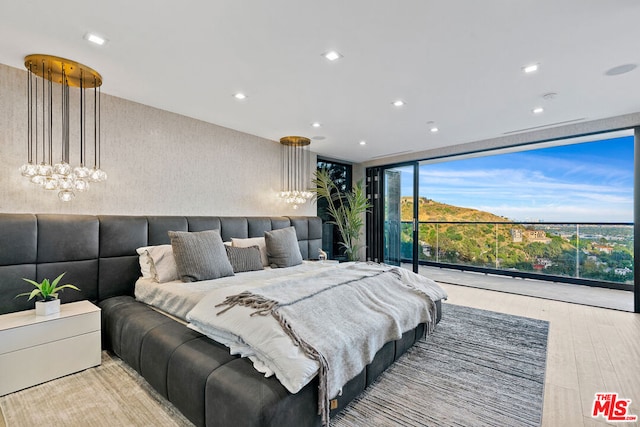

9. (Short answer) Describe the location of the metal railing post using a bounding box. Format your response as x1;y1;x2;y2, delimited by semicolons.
576;224;580;278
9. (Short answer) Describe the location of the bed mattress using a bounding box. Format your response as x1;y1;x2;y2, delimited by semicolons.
134;261;340;320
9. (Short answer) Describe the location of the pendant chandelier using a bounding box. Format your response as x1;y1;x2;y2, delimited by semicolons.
19;54;106;202
279;136;313;209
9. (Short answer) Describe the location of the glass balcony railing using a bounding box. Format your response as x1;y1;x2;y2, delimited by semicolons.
396;221;634;290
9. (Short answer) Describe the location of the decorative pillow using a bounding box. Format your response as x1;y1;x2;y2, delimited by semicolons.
168;229;234;282
231;236;268;266
225;245;264;273
264;226;303;268
142;245;180;283
136;246;154;278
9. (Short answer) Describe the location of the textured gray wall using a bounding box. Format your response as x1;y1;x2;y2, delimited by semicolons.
0;63;316;216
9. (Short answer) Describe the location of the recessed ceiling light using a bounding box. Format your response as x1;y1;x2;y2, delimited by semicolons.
323;51;343;61
311;122;322;128
233;93;247;100
392;100;405;107
532;107;544;114
430;127;439;133
359;141;366;146
605;63;637;76
522;64;539;74
84;32;107;46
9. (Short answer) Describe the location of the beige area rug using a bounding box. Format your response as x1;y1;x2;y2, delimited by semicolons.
0;351;193;427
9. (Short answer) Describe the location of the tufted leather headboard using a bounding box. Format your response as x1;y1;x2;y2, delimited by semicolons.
0;214;322;315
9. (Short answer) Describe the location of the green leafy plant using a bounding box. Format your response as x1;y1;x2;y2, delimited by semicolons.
15;272;80;301
313;168;372;261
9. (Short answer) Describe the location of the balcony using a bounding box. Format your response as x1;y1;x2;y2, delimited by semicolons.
391;221;635;311
411;264;634;312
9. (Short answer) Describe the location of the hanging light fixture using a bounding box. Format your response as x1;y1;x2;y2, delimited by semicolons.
279;136;313;209
20;54;106;202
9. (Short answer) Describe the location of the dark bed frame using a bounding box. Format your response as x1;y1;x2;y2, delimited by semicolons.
0;213;442;427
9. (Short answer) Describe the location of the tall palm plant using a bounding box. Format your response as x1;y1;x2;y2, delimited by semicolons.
313;168;371;261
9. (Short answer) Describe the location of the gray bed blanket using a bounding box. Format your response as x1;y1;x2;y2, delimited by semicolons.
216;262;445;425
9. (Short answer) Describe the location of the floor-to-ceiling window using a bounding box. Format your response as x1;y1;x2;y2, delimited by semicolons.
367;129;637;311
382;164;417;271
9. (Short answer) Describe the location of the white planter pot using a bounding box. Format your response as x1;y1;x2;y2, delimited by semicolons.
35;299;61;316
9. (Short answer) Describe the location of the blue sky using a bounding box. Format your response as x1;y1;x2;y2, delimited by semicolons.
404;136;634;222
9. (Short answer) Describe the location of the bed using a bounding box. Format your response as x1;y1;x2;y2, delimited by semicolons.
0;213;446;427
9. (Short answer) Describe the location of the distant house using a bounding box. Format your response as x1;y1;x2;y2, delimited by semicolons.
614;267;632;275
586;255;607;268
594;244;614;255
420;242;432;257
525;230;550;243
536;258;553;268
511;228;523;243
533;258;553;270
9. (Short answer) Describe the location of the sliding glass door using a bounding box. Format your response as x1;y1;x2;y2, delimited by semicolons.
382;163;418;272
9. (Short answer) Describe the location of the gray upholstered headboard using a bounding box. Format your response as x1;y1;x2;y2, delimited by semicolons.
0;214;322;315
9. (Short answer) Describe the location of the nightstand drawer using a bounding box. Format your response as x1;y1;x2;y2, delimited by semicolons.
0;330;101;396
0;309;100;354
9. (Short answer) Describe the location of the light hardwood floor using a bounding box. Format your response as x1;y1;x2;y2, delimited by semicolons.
439;282;640;427
1;284;638;427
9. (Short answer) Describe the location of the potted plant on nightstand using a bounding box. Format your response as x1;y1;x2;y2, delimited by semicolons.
16;272;80;316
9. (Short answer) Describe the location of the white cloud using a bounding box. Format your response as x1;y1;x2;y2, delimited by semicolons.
416;165;632;222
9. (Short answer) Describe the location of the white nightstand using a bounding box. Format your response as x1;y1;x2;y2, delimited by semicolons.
0;300;101;396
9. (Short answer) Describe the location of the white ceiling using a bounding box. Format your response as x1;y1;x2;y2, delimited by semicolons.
1;0;639;164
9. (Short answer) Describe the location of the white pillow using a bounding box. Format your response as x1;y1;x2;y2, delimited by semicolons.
136;246;154;278
143;244;180;283
232;237;268;266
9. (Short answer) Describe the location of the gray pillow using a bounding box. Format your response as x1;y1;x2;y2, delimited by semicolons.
265;226;303;268
168;229;234;282
225;245;264;273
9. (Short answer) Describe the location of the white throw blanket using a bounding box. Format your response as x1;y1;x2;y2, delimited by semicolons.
187;262;447;425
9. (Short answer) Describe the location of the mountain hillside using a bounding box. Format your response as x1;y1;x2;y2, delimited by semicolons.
397;197;570;268
394;197;632;284
401;197;511;222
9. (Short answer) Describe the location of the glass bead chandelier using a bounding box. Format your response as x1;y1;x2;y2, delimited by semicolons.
279;136;313;209
20;54;106;202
